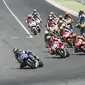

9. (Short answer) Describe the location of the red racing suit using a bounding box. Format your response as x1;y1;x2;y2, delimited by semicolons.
74;39;84;49
47;38;60;54
46;22;54;28
26;16;32;25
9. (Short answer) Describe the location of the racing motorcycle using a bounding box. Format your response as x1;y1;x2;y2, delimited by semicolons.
25;55;43;69
52;41;70;58
29;20;41;35
31;25;37;35
74;41;85;53
35;18;42;33
35;18;41;26
63;31;73;47
76;14;85;28
14;53;43;69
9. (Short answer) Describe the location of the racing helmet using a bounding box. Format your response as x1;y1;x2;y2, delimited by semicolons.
65;12;69;15
50;12;54;15
59;15;63;19
46;36;51;40
33;9;37;12
60;26;63;30
49;14;52;17
28;14;32;18
49;17;53;21
13;48;18;53
80;9;84;12
13;48;21;54
45;30;49;34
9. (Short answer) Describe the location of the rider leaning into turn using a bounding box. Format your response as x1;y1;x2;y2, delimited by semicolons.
13;48;39;69
72;34;85;53
46;35;62;55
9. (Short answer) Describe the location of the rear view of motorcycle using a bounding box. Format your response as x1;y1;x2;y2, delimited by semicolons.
31;26;37;35
35;18;42;33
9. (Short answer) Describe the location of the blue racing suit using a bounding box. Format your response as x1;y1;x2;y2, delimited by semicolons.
15;50;39;68
16;51;29;63
79;14;85;24
65;25;73;32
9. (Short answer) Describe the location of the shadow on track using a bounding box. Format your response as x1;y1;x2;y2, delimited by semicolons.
44;56;67;59
71;53;85;56
25;33;35;35
10;67;36;70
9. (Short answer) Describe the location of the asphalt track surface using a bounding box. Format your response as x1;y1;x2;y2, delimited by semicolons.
0;0;85;85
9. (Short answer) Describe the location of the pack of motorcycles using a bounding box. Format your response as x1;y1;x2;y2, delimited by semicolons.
13;13;85;69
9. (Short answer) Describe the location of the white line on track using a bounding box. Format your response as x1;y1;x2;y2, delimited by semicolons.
0;37;4;39
0;36;31;39
10;37;19;39
3;0;33;38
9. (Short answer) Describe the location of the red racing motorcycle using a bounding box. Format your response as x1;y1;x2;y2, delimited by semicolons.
50;40;70;58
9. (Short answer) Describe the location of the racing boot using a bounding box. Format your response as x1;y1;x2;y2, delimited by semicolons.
35;60;39;68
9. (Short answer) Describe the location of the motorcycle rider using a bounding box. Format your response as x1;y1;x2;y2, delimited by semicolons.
26;14;33;26
59;23;66;37
57;15;63;24
63;12;72;20
65;20;73;32
46;17;56;28
76;9;85;27
78;9;84;18
44;29;58;47
13;48;39;69
72;34;85;52
46;35;62;55
31;9;41;20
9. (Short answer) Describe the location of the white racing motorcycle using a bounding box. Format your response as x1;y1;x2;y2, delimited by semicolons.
35;18;41;33
52;41;70;58
29;20;41;35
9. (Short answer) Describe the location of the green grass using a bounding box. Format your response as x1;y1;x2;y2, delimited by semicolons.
56;0;85;12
